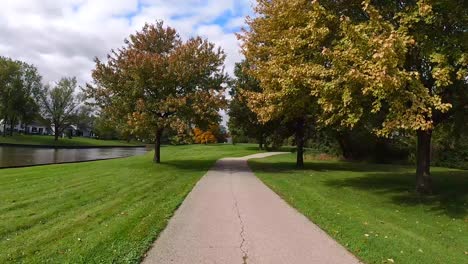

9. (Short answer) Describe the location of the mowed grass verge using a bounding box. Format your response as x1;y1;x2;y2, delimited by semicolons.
0;134;143;147
249;154;467;264
0;144;261;263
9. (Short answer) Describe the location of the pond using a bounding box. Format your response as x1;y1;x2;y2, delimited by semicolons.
0;146;148;168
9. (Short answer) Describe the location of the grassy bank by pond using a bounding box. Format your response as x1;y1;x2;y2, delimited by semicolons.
249;154;468;264
0;144;262;263
0;134;143;147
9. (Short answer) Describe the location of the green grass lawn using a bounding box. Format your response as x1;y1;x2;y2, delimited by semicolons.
249;154;468;264
0;144;262;263
0;134;143;147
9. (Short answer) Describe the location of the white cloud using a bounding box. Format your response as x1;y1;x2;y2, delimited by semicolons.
0;0;253;86
226;16;246;31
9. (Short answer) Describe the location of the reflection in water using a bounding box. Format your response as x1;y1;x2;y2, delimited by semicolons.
0;146;148;168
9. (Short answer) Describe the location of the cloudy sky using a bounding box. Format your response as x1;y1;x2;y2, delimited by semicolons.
0;0;254;86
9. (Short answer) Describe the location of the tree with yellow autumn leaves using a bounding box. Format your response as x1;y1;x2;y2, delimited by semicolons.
240;0;467;194
239;0;333;167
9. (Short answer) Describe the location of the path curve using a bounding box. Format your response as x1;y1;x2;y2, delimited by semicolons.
142;152;360;264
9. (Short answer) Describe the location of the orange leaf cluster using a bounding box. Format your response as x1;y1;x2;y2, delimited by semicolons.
193;127;217;144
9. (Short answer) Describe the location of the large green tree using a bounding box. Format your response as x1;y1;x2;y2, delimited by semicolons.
239;0;335;167
87;22;228;163
0;57;42;136
241;0;466;193
317;0;467;194
228;60;274;149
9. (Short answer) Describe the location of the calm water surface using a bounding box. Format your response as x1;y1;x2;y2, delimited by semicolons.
0;146;148;168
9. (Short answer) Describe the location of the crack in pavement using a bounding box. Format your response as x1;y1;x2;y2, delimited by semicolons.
142;153;360;264
229;165;248;264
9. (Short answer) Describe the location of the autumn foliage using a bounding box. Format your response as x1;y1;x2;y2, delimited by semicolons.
239;0;467;193
193;128;217;144
86;21;227;163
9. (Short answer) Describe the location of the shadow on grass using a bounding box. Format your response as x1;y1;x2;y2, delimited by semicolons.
159;159;217;172
325;170;468;219
252;159;468;219
250;160;411;173
162;158;255;173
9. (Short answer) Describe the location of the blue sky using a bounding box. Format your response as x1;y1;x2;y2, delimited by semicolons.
0;0;254;85
0;0;254;126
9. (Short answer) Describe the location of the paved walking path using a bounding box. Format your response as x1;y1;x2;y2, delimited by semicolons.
142;153;360;264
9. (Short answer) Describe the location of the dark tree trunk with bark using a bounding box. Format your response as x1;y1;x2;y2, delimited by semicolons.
258;135;264;150
54;124;59;141
153;128;163;163
416;129;433;194
295;118;305;168
336;131;354;160
2;116;6;137
9;119;14;136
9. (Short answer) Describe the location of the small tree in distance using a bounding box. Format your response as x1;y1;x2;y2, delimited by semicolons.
38;77;82;141
228;60;274;150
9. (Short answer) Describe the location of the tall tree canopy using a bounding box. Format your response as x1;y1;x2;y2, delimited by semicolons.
240;0;466;193
317;0;467;193
86;21;228;163
239;0;335;167
39;77;82;141
228;60;274;149
0;57;42;136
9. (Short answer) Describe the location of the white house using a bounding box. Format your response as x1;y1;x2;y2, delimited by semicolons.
1;120;95;138
50;124;95;138
0;120;51;135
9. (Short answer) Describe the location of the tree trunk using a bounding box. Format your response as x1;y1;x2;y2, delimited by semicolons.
258;135;264;150
153;128;163;163
9;119;14;136
54;125;59;141
2;117;6;137
416;129;433;194
295;118;305;168
336;131;353;160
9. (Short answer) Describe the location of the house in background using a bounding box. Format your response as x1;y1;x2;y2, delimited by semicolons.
1;119;95;138
50;125;95;138
0;120;51;135
25;121;52;135
78;127;95;137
